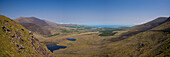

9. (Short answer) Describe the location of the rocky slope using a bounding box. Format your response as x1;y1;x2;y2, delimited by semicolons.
0;15;52;57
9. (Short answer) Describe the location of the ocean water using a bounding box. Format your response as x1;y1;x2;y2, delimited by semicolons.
87;25;134;28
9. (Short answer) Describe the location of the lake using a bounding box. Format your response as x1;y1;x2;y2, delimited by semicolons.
46;44;67;52
67;38;76;41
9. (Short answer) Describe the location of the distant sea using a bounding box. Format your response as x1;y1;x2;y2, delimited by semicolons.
86;25;135;28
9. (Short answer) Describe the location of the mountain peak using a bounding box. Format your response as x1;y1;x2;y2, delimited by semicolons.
14;17;49;26
16;17;39;20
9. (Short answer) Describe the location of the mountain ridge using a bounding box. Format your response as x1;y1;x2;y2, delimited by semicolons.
102;17;170;57
15;17;49;26
110;17;169;42
14;17;93;36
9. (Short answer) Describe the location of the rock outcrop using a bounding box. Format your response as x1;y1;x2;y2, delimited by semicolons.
0;15;52;57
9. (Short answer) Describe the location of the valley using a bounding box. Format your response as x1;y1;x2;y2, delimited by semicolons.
16;16;170;57
13;16;132;56
1;0;170;57
0;15;170;57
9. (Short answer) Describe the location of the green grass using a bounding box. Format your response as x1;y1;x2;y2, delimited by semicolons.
61;29;79;33
9;15;169;57
49;17;170;57
98;28;119;36
0;15;51;57
99;31;117;36
48;33;60;37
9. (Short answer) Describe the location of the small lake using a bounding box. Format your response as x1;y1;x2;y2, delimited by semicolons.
67;38;76;41
46;44;67;52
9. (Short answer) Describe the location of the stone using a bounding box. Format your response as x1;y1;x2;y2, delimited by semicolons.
19;45;25;49
31;55;33;57
8;31;11;34
2;26;11;32
29;31;31;33
12;41;15;43
29;31;33;35
17;49;21;52
5;23;8;25
5;20;8;22
25;53;29;57
21;28;24;31
2;26;6;32
6;28;10;32
18;37;24;43
33;47;35;50
16;44;19;47
11;34;15;38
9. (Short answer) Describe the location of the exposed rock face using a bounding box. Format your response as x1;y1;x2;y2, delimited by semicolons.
0;15;52;57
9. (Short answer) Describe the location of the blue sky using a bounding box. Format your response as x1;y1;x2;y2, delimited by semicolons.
0;0;170;25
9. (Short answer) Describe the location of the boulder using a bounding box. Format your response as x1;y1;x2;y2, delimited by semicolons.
21;28;24;31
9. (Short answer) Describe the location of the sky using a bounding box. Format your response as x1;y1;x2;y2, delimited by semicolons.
0;0;170;25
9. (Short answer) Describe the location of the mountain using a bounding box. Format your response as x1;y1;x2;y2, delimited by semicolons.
44;20;91;29
0;15;52;57
14;17;53;36
15;17;92;29
44;20;60;28
15;17;49;26
110;17;169;42
126;17;168;33
18;22;51;35
14;17;93;36
10;15;170;57
99;17;170;57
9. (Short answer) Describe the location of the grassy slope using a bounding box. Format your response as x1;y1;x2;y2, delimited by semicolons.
112;17;168;39
0;15;52;57
14;17;49;26
14;17;54;36
14;17;93;40
11;15;169;57
18;22;52;35
93;17;170;57
52;17;170;57
142;17;170;57
99;31;170;57
54;32;112;57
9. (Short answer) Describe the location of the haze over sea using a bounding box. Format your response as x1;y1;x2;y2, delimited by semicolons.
86;25;134;28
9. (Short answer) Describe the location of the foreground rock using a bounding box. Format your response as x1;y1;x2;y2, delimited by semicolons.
0;15;53;57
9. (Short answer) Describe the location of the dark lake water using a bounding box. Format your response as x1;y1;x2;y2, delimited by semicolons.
67;38;76;41
46;44;67;52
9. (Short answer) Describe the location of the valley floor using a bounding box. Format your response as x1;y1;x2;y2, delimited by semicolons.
37;28;170;57
36;30;126;57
